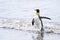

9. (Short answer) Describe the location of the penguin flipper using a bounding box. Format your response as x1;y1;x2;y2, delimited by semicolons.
32;18;34;25
40;16;51;20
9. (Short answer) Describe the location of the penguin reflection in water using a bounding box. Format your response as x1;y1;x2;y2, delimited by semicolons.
32;9;51;40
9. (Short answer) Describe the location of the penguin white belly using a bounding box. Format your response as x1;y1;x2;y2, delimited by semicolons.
34;17;41;30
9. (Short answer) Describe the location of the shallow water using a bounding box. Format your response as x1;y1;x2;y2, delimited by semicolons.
0;28;60;40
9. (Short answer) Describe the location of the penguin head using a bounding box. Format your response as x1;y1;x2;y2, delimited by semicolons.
34;9;40;17
35;9;40;13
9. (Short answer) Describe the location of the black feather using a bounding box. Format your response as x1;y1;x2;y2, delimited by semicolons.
32;18;34;25
40;16;51;20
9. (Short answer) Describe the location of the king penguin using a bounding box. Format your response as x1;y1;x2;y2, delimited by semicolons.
32;9;51;31
32;9;42;30
32;9;51;40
